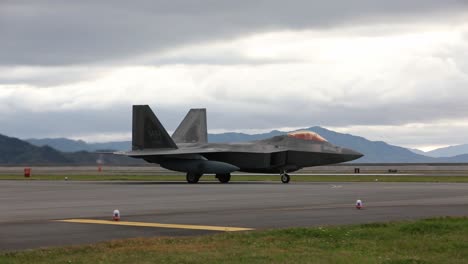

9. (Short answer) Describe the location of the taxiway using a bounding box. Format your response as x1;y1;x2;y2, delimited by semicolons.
1;180;467;251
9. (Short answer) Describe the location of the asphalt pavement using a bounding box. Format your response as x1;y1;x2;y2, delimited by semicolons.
1;180;467;251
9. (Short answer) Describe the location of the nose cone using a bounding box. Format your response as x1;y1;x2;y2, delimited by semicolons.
342;148;364;162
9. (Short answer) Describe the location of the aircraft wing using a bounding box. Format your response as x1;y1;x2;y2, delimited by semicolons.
115;148;222;157
116;144;288;157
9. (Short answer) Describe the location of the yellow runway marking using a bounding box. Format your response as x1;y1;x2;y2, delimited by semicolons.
55;219;254;232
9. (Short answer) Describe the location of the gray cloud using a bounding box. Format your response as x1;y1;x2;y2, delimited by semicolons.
3;86;468;141
1;1;468;150
1;0;467;65
0;66;106;86
0;105;182;140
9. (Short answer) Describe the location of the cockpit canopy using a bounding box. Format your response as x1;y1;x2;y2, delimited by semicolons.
287;130;328;142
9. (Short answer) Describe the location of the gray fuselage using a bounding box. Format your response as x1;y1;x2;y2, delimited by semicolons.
138;135;362;174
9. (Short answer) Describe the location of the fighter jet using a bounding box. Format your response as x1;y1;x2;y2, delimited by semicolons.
117;105;363;184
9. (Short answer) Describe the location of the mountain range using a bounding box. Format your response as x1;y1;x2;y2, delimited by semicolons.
411;144;468;158
22;126;468;163
0;134;144;165
26;138;131;153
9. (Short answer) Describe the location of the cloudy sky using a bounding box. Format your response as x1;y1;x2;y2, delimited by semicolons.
1;0;468;151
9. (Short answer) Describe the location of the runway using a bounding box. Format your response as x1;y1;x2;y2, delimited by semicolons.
1;180;467;251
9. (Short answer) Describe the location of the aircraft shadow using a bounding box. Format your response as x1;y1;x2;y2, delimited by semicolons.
96;181;283;185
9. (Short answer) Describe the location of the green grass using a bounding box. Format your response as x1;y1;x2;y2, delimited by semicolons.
2;217;468;264
2;174;468;182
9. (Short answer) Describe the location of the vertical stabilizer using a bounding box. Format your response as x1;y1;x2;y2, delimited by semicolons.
172;109;207;144
132;105;178;150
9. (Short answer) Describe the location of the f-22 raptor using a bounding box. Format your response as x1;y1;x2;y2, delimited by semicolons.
118;105;363;184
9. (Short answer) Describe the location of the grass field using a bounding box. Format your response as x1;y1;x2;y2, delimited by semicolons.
2;217;468;264
2;174;468;182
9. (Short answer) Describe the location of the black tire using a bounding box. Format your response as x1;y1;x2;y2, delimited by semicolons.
281;174;290;184
186;173;201;183
216;173;231;183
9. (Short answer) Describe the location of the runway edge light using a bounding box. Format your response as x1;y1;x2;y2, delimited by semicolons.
356;200;363;209
113;209;120;221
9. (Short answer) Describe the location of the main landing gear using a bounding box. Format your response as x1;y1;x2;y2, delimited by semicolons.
216;173;231;183
186;173;232;183
186;172;202;184
280;173;290;184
